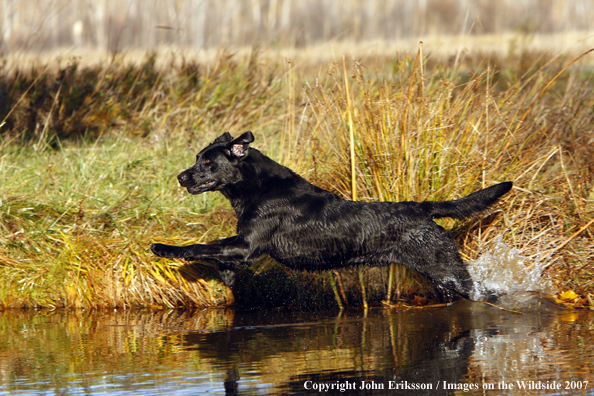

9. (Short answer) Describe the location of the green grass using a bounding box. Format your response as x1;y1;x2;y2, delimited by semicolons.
0;135;233;308
1;47;593;309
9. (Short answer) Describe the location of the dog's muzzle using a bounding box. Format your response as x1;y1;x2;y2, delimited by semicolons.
187;180;216;194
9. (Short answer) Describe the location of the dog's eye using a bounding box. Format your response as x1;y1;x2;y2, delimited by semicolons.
204;159;210;164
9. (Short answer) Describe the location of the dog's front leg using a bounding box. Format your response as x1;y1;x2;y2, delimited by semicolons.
150;243;208;259
150;236;251;263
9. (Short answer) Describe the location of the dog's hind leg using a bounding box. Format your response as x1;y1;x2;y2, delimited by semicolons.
403;253;473;300
421;252;473;300
387;223;474;299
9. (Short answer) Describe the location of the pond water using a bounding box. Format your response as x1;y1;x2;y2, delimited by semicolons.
0;302;593;395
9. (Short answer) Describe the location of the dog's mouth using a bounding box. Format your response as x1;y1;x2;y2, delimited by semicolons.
187;180;217;194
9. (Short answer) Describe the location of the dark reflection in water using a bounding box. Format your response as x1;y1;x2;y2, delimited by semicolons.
0;301;593;395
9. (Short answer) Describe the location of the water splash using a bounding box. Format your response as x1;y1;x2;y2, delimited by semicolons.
467;236;554;301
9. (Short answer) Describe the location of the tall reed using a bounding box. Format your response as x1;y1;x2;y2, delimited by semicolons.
286;45;594;302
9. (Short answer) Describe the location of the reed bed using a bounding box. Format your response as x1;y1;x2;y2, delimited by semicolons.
294;47;594;306
0;47;593;309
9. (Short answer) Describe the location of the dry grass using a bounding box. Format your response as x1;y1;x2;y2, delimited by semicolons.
0;45;593;309
292;46;594;301
4;0;594;52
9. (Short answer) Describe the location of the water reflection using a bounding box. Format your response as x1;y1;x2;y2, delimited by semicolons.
0;302;593;395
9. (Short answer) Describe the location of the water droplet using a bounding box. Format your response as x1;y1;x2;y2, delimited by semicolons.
467;236;553;301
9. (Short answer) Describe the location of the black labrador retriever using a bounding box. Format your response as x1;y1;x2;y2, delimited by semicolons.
151;131;512;299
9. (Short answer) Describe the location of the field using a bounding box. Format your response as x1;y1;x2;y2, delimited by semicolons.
1;41;593;309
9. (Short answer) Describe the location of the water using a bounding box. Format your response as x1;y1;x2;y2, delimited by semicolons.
468;236;554;302
1;239;591;395
0;304;593;396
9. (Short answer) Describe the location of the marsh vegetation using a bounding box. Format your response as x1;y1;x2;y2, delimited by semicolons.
0;43;593;309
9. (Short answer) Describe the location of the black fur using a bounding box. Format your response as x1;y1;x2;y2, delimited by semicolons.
151;131;513;299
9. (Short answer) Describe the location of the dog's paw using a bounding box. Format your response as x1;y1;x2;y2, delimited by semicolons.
150;243;180;258
219;269;236;287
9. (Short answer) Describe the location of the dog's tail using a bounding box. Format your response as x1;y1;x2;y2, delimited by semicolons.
425;181;513;220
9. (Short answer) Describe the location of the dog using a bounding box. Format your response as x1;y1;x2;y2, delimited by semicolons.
150;131;512;299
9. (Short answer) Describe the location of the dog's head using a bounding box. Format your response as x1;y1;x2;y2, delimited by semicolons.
178;131;254;194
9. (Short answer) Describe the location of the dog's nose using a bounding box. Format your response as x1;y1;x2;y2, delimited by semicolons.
178;171;190;185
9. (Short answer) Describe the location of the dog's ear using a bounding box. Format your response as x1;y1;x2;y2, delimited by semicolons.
213;132;233;144
228;131;254;158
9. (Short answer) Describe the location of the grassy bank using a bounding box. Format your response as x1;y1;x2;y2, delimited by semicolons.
1;47;593;309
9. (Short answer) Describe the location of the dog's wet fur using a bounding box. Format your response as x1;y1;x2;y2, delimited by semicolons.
151;131;513;300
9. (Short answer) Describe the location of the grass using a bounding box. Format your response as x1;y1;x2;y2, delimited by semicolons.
0;136;231;308
1;46;593;309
